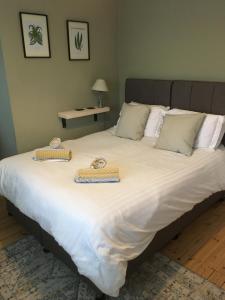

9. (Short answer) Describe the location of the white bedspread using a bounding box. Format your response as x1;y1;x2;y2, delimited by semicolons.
0;130;225;296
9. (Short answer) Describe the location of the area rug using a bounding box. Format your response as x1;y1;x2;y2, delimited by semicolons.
0;236;224;300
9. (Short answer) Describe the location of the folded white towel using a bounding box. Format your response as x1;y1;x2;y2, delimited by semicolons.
75;176;120;183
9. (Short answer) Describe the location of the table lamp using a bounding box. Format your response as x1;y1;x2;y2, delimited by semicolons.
92;78;109;107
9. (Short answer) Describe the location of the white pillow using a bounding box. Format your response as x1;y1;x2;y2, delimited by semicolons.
144;107;168;138
167;109;225;149
114;102;169;138
130;102;170;138
130;101;169;110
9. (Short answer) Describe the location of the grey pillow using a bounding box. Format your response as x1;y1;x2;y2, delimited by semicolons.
155;113;205;156
115;103;150;140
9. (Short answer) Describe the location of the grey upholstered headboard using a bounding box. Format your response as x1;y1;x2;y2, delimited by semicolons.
125;78;225;143
125;79;172;107
171;81;225;115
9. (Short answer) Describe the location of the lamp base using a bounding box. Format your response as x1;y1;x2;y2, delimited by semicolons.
98;96;103;108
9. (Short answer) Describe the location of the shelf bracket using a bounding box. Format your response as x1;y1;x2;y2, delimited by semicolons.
62;118;67;128
61;115;98;128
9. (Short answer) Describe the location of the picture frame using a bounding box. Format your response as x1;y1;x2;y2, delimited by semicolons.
67;20;90;61
19;12;51;58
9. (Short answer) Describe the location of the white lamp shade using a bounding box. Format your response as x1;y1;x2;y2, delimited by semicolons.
92;79;109;92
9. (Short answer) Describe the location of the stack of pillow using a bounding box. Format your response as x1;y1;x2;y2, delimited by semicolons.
114;102;225;156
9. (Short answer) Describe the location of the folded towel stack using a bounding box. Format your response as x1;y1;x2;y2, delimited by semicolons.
34;149;72;161
78;167;119;177
75;167;120;183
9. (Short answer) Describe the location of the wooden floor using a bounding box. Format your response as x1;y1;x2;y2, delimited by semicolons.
162;199;225;290
0;197;225;290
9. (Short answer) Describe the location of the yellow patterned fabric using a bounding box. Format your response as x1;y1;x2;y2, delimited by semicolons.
78;167;119;178
35;149;72;161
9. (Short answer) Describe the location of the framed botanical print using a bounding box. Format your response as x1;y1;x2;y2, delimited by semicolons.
67;20;90;61
19;12;51;58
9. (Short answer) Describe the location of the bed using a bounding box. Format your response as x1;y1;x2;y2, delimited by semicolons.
1;79;225;298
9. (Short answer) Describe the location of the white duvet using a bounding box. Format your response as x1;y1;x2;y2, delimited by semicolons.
0;130;225;296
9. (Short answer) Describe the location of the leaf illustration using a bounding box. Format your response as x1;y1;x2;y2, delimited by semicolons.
28;24;43;46
77;32;80;48
79;33;83;47
75;35;78;49
74;32;83;50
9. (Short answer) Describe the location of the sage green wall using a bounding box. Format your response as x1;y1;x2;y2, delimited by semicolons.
0;42;17;159
0;0;118;153
118;0;225;103
3;0;225;155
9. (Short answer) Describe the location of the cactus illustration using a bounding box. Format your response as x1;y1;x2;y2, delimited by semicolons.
74;32;83;50
28;25;43;45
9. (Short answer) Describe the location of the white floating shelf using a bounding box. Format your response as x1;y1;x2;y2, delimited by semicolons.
58;106;110;128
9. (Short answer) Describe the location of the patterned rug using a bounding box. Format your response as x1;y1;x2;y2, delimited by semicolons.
0;236;224;300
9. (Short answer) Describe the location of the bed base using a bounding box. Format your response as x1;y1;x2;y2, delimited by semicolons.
6;191;225;298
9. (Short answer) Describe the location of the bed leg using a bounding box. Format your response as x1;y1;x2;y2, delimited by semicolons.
172;233;180;240
43;248;50;253
96;293;107;300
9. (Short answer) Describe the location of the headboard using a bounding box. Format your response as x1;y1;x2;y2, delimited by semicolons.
125;78;225;115
125;78;225;144
125;79;172;107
